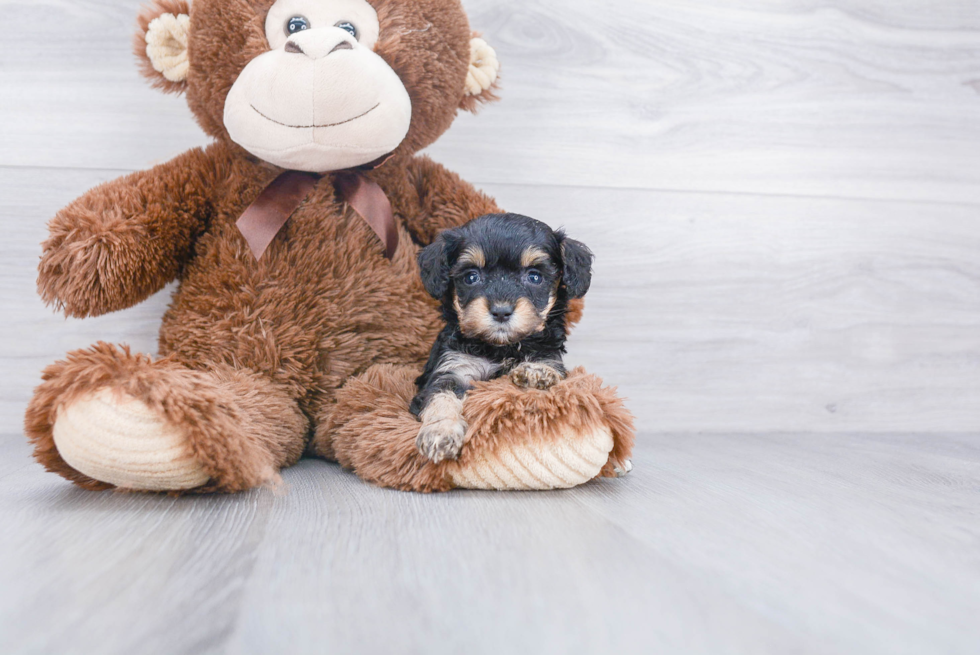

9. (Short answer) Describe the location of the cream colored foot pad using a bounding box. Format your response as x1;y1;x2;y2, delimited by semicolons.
52;388;209;491
449;427;614;491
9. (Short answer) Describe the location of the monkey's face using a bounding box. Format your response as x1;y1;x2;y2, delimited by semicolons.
135;0;493;169
223;0;412;172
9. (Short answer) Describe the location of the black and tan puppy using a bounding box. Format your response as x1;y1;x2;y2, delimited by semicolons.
410;213;594;463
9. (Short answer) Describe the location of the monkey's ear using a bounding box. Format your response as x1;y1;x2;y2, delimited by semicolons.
560;237;594;299
459;35;500;113
134;0;191;94
417;234;455;299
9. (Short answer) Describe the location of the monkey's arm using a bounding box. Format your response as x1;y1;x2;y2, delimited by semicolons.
38;146;222;318
403;155;501;245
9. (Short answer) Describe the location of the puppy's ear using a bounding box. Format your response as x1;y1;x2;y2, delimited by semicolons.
417;234;453;299
560;236;594;299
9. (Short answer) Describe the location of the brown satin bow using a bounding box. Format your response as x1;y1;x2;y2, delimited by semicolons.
236;169;397;261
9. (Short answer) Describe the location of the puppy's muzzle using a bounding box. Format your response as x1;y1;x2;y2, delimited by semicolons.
459;297;544;345
490;302;514;324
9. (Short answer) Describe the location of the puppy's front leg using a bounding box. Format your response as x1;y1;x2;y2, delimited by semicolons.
415;380;469;464
509;360;566;390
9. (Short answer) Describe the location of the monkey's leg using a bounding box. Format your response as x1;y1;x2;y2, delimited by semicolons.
313;364;634;492
25;343;308;493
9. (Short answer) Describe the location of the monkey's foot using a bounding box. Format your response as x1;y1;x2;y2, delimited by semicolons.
322;365;636;492
53;388;209;491
447;425;614;490
26;343;304;493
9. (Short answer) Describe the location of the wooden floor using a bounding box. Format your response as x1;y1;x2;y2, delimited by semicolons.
1;0;979;653
2;433;978;654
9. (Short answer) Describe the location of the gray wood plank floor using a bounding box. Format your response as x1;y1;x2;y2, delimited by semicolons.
2;433;978;654
1;0;979;653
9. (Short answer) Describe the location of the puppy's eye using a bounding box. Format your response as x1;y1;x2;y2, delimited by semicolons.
463;270;481;286
336;21;358;39
526;270;544;285
286;16;310;35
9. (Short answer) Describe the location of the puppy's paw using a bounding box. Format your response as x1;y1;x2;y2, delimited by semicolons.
611;458;633;478
417;392;468;464
417;419;468;464
510;362;564;390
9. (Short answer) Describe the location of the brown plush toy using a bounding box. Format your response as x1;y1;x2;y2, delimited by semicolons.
25;0;634;493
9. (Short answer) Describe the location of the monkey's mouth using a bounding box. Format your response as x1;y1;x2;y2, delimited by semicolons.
249;103;380;129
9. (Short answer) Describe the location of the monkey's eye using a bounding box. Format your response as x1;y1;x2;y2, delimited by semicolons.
336;21;358;39
286;16;310;35
526;270;544;285
462;270;481;286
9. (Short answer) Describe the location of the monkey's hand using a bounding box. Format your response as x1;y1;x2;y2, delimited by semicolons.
509;362;565;390
38;148;215;318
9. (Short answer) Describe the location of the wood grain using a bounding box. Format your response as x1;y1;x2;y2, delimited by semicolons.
4;169;977;433
482;183;980;433
1;434;978;654
1;1;978;203
444;0;980;203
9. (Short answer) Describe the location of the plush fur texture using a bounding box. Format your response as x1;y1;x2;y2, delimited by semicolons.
459;368;635;480
317;364;634;492
25;0;633;493
26;343;307;492
134;0;192;95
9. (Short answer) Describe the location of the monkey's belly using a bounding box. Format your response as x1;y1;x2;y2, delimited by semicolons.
157;210;436;395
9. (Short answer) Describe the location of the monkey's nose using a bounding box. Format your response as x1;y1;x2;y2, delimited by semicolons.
284;34;354;59
491;303;514;323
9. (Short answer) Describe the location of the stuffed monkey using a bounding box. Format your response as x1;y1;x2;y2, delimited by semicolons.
25;0;634;493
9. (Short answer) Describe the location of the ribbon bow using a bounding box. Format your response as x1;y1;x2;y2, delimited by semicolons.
236;169;397;261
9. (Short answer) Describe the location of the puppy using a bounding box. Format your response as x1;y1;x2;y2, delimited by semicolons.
410;213;594;464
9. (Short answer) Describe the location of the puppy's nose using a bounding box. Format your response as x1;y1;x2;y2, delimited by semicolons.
490;303;514;323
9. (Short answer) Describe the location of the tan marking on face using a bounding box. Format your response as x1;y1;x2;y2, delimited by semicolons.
535;293;557;332
457;295;546;345
458;245;486;269
521;247;550;268
457;296;499;342
511;297;545;337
